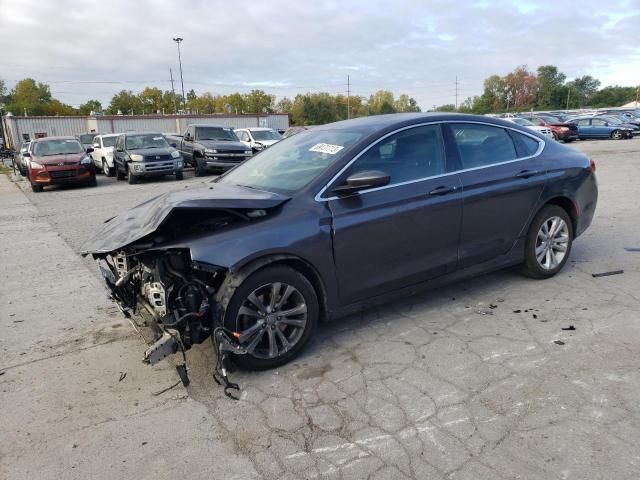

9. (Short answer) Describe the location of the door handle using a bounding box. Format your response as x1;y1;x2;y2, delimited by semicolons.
515;170;540;179
428;185;456;196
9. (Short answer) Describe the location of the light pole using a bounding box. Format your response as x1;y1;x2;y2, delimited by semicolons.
172;37;186;111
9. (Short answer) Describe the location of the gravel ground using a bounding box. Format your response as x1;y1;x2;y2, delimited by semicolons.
2;138;640;479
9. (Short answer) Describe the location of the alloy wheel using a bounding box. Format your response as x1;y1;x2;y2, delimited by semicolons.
535;216;569;270
235;282;308;359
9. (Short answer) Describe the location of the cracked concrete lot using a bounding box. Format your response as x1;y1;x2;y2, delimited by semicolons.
2;138;640;479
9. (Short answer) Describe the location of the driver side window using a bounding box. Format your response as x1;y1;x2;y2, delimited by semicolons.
345;125;446;186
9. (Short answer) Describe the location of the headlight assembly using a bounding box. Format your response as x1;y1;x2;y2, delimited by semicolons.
171;150;180;158
80;156;92;164
130;154;143;161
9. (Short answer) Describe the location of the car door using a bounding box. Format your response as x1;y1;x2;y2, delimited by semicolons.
448;122;548;268
590;118;609;137
574;118;592;138
238;130;251;148
326;123;463;304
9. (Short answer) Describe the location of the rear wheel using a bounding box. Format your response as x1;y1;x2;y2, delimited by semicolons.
521;205;573;279
222;265;319;370
611;130;624;140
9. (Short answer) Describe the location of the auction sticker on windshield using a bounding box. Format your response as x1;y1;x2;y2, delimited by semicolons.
309;143;344;155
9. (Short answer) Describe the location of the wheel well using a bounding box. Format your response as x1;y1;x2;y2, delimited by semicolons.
544;197;578;231
225;255;329;322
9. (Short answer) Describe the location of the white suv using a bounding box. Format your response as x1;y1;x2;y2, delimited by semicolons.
91;134;119;176
235;128;283;152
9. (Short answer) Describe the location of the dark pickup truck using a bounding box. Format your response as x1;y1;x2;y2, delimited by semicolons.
166;124;253;176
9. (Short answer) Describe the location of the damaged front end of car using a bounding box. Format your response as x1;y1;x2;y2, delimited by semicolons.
82;184;291;397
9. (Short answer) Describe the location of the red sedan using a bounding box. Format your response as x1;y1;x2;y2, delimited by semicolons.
25;136;97;192
528;116;579;142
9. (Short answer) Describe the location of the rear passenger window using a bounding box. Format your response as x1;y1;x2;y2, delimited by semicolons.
346;124;445;186
510;131;540;157
450;123;517;169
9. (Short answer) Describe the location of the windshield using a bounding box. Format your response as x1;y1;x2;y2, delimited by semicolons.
102;136;117;147
218;129;364;194
79;134;97;144
34;139;84;156
196;127;239;141
252;130;282;141
511;118;533;126
126;134;169;150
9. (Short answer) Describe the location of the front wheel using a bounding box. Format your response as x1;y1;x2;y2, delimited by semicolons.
222;265;319;370
175;171;183;180
31;183;44;193
521;205;573;279
103;160;114;177
116;164;125;180
194;157;205;177
127;166;137;184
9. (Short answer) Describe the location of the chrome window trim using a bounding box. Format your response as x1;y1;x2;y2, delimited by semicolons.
315;120;545;202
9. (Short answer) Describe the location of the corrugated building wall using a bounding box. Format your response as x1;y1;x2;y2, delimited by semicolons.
2;113;289;147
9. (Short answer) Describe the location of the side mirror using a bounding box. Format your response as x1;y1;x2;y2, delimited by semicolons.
86;147;94;153
170;142;177;148
20;148;27;153
23;152;31;158
93;143;100;148
332;170;390;195
116;148;124;152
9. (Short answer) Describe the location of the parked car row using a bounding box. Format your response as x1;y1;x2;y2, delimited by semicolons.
495;108;640;141
15;125;284;192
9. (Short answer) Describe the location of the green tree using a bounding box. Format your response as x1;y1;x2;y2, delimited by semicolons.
535;65;566;109
78;99;102;115
162;90;180;113
5;78;53;115
432;104;457;112
138;87;164;114
222;93;246;114
565;75;601;108
188;92;217;114
589;85;638;108
475;75;507;113
244;89;275;113
394;94;421;112
106;90;143;115
276;97;293;114
367;90;395;115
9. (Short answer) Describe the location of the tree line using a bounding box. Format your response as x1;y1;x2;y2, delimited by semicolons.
1;67;637;124
434;65;639;114
0;78;420;125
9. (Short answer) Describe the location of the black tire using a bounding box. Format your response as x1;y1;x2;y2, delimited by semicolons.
611;130;624;140
31;183;43;193
127;166;137;184
88;175;97;187
563;138;574;143
116;164;125;181
521;205;573;279
103;160;114;177
175;171;183;180
222;265;319;370
194;156;205;177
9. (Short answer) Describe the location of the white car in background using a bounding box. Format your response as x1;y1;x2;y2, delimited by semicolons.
91;134;119;177
505;117;555;139
234;127;283;152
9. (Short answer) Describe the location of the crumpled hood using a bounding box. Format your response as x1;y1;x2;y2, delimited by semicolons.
81;183;289;255
198;140;247;151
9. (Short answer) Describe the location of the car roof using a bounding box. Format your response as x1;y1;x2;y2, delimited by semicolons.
188;124;229;128
122;132;163;136
96;133;119;138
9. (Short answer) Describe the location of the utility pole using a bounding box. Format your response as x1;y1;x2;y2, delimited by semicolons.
455;76;458;110
172;37;186;111
566;87;571;110
636;86;639;106
169;68;178;114
347;75;351;119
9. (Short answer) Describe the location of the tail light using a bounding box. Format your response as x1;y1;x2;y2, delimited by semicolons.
589;159;596;173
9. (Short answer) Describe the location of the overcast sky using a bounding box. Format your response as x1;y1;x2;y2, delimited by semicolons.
1;0;639;109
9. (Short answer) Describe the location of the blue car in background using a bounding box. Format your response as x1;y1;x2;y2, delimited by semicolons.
568;116;635;140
